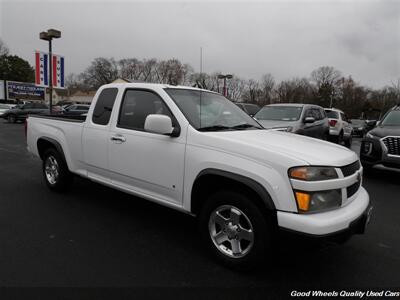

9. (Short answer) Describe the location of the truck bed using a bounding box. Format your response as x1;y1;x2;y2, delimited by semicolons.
30;114;87;122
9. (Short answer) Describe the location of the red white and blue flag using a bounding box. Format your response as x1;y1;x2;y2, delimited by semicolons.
35;51;65;88
35;51;49;87
52;54;65;88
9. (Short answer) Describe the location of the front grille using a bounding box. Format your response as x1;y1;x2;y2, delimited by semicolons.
382;136;400;156
347;181;361;198
340;161;361;177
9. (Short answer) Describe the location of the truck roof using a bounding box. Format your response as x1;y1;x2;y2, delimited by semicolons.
101;82;216;93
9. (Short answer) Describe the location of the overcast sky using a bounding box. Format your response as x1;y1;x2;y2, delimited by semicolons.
0;0;399;88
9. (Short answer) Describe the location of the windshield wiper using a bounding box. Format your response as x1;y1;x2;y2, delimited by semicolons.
230;123;261;130
198;124;261;131
198;125;232;132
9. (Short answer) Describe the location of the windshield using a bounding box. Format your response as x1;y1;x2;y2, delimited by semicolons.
381;110;400;126
351;119;366;126
165;89;262;131
325;110;339;119
244;104;260;115
254;106;303;121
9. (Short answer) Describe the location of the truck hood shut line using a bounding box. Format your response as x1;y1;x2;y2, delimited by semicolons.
194;129;358;167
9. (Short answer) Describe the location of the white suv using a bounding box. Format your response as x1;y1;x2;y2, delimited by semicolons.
325;108;353;148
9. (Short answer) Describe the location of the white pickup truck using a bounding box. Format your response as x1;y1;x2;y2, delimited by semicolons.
27;83;372;268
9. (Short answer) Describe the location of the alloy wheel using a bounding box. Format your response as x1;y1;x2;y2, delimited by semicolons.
208;205;254;258
45;155;59;185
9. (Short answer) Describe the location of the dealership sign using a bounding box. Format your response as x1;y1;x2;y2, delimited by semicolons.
35;51;65;88
7;81;45;100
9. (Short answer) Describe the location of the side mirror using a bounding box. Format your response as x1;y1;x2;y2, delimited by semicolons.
304;117;315;124
376;121;381;126
144;114;176;136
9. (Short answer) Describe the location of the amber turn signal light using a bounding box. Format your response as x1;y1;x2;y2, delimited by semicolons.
290;167;308;180
295;191;311;211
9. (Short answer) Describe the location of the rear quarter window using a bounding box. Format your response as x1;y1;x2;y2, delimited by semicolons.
92;88;118;125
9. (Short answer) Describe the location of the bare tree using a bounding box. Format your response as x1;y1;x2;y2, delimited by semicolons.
154;59;187;85
259;73;275;105
227;76;246;101
119;58;143;81
390;78;400;103
311;66;342;107
242;79;263;104
81;57;119;89
0;39;9;56
189;72;220;91
140;58;158;82
311;66;342;88
182;63;194;85
274;77;314;104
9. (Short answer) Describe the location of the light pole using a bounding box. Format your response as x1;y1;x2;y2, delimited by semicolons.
218;74;233;98
40;28;61;114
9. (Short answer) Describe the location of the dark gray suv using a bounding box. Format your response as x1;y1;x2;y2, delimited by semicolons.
254;103;329;140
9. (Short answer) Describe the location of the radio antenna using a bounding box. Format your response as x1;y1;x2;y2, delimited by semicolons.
199;46;203;128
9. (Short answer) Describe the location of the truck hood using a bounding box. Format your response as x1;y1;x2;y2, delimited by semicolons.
195;129;358;167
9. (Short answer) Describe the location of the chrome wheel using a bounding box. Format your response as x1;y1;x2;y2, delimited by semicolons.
208;205;254;258
44;155;59;185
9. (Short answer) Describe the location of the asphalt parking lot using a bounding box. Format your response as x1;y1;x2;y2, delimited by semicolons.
0;121;399;295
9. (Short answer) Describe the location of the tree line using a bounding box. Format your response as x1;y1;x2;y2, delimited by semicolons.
69;57;399;118
1;38;399;118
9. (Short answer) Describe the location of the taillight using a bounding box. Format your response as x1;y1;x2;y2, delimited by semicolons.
329;119;337;127
24;118;28;138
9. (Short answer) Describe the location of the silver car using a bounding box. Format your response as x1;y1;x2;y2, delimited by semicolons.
254;103;329;140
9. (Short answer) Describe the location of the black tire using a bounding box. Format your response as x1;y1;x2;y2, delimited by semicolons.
322;132;329;141
42;148;73;192
7;114;17;123
335;131;344;145
344;135;352;148
198;190;275;270
361;163;373;176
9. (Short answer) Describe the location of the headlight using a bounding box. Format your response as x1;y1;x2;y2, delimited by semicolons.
272;127;292;132
295;190;342;213
289;166;338;181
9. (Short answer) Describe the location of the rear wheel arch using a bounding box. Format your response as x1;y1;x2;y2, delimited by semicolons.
37;137;68;168
191;169;276;218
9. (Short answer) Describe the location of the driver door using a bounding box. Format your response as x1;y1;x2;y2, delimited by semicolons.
108;89;186;205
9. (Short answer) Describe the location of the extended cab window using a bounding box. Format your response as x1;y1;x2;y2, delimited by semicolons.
118;89;173;131
92;88;118;125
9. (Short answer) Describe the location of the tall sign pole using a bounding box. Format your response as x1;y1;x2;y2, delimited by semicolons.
3;80;7;101
39;29;61;114
48;38;53;113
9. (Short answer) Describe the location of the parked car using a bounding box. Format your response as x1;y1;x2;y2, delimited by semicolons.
2;102;49;123
26;83;371;269
235;102;260;117
324;108;353;147
63;104;90;115
360;104;400;170
254;103;329;140
365;119;378;132
0;103;16;117
351;119;367;137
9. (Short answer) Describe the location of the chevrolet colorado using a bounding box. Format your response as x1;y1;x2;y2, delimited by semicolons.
26;83;372;268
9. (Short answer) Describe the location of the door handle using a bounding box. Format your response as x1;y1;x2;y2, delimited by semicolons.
110;135;126;142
